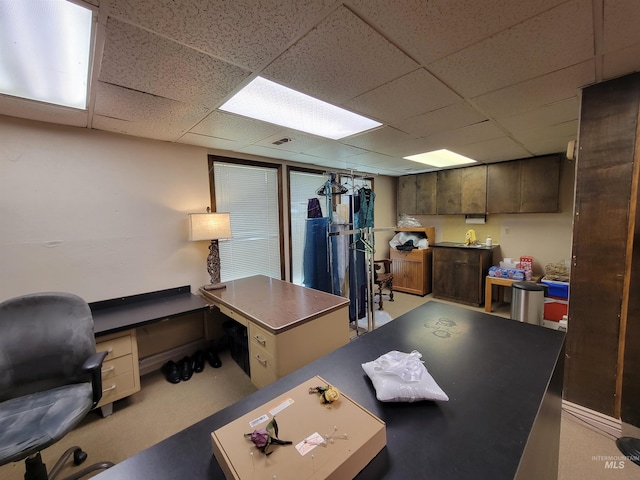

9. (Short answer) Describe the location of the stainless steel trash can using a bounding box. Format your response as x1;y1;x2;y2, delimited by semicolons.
511;282;545;325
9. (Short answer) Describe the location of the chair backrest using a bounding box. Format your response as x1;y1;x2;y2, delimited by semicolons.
0;292;96;402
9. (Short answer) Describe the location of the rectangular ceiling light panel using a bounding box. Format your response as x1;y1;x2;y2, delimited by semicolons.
219;76;382;140
404;149;477;168
0;0;93;109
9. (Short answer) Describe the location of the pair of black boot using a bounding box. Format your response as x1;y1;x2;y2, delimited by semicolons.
162;348;221;384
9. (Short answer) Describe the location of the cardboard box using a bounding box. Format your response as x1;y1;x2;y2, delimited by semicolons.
212;376;386;480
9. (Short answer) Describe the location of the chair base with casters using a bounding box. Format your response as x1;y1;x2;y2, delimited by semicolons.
24;448;114;480
616;437;640;467
374;259;394;310
0;292;115;480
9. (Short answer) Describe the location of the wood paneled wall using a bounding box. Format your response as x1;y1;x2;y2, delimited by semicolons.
566;73;640;425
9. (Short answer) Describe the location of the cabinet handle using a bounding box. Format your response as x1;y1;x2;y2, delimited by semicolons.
101;366;115;375
253;335;266;346
102;384;116;393
254;354;267;367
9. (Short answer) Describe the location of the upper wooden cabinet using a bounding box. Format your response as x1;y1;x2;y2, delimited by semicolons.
437;165;487;214
487;155;560;213
416;172;437;214
397;155;560;216
397;175;417;215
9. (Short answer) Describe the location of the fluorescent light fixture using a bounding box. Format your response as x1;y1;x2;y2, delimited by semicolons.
0;0;93;109
219;76;382;140
404;149;477;168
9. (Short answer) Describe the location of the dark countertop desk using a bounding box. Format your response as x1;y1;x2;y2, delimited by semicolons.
94;301;565;480
90;286;209;336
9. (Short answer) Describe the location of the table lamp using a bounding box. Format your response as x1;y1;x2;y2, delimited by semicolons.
188;210;232;289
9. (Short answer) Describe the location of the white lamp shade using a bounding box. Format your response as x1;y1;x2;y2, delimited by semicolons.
188;212;232;241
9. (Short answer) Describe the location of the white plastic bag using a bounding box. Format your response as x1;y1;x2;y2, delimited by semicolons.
361;350;449;402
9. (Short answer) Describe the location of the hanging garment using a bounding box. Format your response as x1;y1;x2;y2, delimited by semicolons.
348;195;368;322
307;198;322;218
357;187;375;228
330;223;349;296
302;217;331;294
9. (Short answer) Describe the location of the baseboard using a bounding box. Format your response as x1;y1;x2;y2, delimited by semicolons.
562;399;622;438
138;339;208;376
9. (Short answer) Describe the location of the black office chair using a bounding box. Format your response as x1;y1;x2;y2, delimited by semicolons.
0;292;114;480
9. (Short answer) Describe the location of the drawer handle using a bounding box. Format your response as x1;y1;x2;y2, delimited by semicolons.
101;366;115;375
253;335;266;346
254;355;267;367
102;384;116;393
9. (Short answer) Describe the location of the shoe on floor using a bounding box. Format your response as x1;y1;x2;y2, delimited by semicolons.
206;348;222;368
191;350;205;373
178;356;193;381
162;360;181;384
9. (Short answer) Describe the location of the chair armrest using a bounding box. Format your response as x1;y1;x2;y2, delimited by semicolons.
82;351;108;406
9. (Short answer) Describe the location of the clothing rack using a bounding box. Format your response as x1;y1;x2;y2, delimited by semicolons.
328;225;396;332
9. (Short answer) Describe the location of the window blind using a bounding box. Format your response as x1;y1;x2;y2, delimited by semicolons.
213;162;281;281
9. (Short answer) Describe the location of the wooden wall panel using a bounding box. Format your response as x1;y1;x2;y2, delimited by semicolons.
566;73;640;418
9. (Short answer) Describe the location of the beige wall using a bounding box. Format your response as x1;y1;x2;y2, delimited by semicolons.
408;158;576;275
0;116;212;302
0;115;401;301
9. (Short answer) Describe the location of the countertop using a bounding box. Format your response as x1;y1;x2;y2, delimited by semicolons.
93;301;565;480
199;275;349;334
431;241;498;250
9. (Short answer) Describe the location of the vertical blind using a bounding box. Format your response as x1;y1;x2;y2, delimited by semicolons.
213;162;281;281
289;170;326;285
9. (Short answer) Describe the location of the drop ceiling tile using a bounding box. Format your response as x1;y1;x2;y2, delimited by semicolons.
304;142;369;160
253;130;329;153
190;111;283;143
341;126;431;157
263;6;418;105
238;144;319;163
348;0;566;64
428;0;594;98
393;103;487;138
498;98;579;140
421;121;506;149
100;18;249;108
93;82;209;141
602;42;640;81
473;61;595;118
177;133;250;151
108;0;334;71
453;136;532;163
603;0;640;53
342;69;462;123
521;131;577;156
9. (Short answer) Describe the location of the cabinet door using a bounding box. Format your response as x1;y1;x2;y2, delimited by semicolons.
398;175;417;215
461;165;487;214
520;155;560;212
487;161;521;213
436;169;462;214
416;172;437;214
432;248;457;298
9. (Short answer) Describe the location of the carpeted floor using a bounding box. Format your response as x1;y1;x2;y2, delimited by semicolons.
2;293;640;479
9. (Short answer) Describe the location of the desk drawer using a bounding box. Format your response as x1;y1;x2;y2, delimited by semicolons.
101;355;134;380
218;304;248;327
97;369;137;407
96;332;133;361
249;323;276;356
249;345;277;389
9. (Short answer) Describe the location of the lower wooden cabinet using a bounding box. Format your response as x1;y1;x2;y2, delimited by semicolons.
95;329;140;416
432;247;494;306
390;248;432;295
